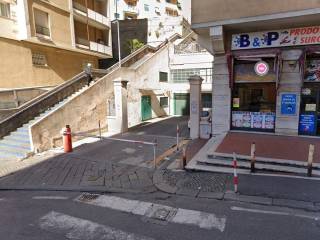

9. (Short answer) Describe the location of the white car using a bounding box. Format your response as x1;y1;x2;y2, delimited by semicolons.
188;108;212;129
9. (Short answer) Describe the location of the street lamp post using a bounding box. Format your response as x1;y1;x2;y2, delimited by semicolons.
116;1;121;67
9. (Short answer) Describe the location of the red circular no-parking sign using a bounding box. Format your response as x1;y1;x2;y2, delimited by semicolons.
254;61;269;76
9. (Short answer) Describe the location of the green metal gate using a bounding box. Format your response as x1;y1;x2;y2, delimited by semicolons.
174;93;190;116
141;95;152;121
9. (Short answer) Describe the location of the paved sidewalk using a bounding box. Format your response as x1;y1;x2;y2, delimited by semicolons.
153;139;320;212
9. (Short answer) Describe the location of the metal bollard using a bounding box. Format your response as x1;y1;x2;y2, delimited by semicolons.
153;139;157;169
98;120;102;140
176;124;179;151
182;146;187;170
233;152;238;193
307;144;315;177
250;142;256;173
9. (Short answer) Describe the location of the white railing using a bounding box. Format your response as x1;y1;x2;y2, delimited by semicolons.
89;41;111;55
87;9;109;27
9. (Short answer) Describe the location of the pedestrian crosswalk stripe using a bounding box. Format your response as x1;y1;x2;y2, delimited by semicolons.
39;211;154;240
33;196;69;200
75;194;226;232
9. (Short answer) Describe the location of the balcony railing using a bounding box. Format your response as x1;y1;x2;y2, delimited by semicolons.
35;25;50;37
73;2;109;27
87;9;109;26
76;37;111;55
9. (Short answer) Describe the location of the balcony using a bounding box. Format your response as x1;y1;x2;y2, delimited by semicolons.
73;1;110;29
76;37;112;56
124;0;138;6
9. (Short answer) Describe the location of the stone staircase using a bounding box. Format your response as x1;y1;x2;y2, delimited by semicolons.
196;153;320;177
186;137;320;177
0;83;93;162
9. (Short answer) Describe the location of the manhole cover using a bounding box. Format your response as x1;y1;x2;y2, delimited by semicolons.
143;204;177;225
152;209;170;221
77;193;100;202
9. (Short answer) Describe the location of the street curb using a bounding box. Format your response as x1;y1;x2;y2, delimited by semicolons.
0;184;157;195
152;166;320;212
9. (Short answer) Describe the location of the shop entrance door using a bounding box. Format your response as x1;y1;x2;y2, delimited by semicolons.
300;84;320;136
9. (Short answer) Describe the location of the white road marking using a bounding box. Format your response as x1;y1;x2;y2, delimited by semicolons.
32;196;69;200
75;195;226;232
0;198;4;201
231;206;320;221
172;209;226;232
39;211;154;240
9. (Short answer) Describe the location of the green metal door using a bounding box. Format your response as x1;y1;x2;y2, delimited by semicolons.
141;95;152;121
174;93;190;116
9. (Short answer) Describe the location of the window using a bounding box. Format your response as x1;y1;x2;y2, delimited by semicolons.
171;68;213;84
32;53;48;67
34;9;50;38
144;4;149;11
159;72;168;82
160;97;168;108
114;12;120;19
0;2;10;18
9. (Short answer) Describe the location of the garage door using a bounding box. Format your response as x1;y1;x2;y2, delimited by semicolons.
174;93;190;116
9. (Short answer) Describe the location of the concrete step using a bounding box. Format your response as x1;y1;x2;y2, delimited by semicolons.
4;135;31;144
0;138;31;148
0;148;27;158
10;131;30;138
0;144;30;155
0;142;31;151
208;152;320;168
198;157;320;176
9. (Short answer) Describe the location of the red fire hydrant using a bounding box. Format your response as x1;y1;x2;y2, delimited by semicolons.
63;125;73;153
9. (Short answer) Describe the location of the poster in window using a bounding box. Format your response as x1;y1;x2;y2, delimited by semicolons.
299;114;316;135
264;113;276;129
305;59;320;82
242;112;252;128
234;60;276;82
252;112;263;129
232;111;244;128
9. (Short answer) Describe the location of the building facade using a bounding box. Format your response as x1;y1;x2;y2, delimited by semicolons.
192;0;320;138
0;0;112;91
110;0;185;46
168;33;213;116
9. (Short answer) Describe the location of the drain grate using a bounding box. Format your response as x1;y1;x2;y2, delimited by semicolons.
142;204;177;225
77;193;100;202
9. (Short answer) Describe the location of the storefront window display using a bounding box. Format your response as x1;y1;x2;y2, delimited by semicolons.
300;54;320;135
231;58;277;132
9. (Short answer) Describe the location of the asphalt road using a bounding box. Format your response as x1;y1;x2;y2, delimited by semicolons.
0;190;319;240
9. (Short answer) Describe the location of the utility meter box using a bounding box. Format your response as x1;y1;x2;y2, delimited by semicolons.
200;121;211;139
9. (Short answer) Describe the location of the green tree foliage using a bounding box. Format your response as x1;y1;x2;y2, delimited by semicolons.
125;38;144;53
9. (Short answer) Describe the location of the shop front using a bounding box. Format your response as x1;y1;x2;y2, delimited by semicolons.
231;57;277;132
229;25;320;136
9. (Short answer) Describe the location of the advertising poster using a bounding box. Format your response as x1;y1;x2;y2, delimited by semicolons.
299;114;317;135
305;59;320;82
252;112;263;129
281;93;297;115
232;112;275;130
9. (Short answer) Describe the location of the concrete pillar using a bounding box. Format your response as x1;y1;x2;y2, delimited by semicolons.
189;75;203;139
113;78;128;133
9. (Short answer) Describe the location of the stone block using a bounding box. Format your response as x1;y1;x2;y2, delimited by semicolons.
198;191;224;200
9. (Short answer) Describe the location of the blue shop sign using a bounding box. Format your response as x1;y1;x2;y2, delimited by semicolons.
299;114;317;135
281;94;297;115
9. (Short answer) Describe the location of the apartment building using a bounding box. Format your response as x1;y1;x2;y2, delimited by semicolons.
110;0;185;46
0;0;112;92
168;33;213;116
